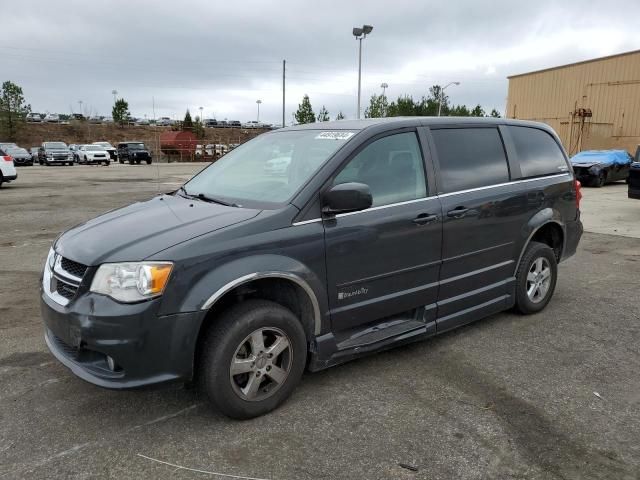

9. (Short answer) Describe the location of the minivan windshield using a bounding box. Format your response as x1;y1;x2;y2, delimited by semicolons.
184;130;355;206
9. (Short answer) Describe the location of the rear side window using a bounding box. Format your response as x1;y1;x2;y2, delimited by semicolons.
431;128;509;193
509;126;568;177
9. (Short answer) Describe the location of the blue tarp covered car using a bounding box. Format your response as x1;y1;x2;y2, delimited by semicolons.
570;150;633;187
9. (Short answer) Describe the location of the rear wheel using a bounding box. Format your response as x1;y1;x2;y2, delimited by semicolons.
0;172;3;188
596;172;606;187
135;159;141;165
199;300;307;419
514;241;557;314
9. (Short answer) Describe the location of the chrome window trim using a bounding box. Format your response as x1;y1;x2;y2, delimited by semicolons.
201;271;322;335
291;173;571;224
438;173;570;198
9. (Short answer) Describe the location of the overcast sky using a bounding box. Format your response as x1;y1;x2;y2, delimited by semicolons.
3;0;639;124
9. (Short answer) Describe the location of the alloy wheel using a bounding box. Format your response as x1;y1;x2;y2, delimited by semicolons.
526;257;552;303
229;327;293;402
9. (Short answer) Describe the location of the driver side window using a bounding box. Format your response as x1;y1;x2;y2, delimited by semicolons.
333;132;426;207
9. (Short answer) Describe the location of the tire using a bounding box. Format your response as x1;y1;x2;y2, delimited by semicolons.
0;172;3;188
135;159;141;165
596;172;606;187
199;299;307;419
104;161;110;166
514;241;558;314
146;159;152;165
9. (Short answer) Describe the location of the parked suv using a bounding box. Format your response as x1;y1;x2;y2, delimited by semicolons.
41;118;582;419
117;142;152;164
38;142;74;166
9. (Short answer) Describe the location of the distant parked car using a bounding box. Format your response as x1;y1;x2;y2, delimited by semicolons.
44;114;60;123
102;116;114;124
228;120;241;128
570;150;632;187
88;116;103;124
3;146;33;166
29;147;39;162
26;113;43;123
117;142;152;164
92;142;118;160
0;151;17;187
156;117;172;127
135;118;150;126
204;119;218;128
217;120;228;128
0;142;17;151
628;162;640;199
38;141;74;166
68;144;81;161
72;113;85;121
77;145;111;165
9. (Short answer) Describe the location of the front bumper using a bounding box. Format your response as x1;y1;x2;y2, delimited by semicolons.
41;288;204;389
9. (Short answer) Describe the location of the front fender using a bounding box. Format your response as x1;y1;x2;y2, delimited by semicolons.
165;254;328;336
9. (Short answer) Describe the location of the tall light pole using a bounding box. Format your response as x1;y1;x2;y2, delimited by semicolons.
199;106;203;121
256;99;262;122
380;82;388;117
353;24;373;120
78;100;83;116
437;82;460;117
112;90;117;104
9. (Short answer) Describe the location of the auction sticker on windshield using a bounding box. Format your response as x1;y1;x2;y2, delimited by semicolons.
315;132;355;140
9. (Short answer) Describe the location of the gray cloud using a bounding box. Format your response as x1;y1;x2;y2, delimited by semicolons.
2;0;639;123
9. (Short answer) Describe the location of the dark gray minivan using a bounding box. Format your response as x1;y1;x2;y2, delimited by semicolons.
41;118;583;418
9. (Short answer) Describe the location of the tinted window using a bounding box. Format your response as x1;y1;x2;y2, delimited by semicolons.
334;132;426;207
509;126;568;177
432;128;509;193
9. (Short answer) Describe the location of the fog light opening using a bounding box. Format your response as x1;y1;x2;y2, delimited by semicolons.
106;355;119;372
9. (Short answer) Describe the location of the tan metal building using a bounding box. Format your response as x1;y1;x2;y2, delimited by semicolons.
506;49;640;156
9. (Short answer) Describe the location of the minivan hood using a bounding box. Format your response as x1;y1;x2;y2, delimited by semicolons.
55;194;260;265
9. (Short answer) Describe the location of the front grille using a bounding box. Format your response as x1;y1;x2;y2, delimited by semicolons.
50;332;79;359
56;280;78;300
61;257;88;279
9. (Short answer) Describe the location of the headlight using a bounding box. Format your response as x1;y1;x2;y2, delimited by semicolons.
90;262;173;303
68;154;73;160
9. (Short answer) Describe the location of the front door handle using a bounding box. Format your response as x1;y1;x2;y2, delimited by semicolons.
447;207;469;218
413;213;439;225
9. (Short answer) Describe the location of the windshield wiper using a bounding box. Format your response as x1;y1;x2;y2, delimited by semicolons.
195;193;239;207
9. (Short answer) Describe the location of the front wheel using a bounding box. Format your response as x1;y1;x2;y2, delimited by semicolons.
199;300;307;419
514;241;558;314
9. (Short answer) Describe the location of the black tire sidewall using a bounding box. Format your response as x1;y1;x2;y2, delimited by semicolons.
515;241;558;314
201;300;307;419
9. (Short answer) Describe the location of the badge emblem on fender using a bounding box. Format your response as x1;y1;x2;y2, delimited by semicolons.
338;287;369;300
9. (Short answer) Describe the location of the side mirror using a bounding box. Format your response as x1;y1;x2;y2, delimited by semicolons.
323;182;372;215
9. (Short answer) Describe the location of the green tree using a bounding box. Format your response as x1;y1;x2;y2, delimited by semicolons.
335;111;345;120
0;81;31;140
470;104;485;117
112;98;130;126
490;108;501;118
182;110;193;130
317;105;330;122
193;116;205;139
387;95;419;117
294;95;315;124
364;94;388;118
449;105;471;116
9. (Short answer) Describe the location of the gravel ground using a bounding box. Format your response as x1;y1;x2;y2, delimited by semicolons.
1;164;639;479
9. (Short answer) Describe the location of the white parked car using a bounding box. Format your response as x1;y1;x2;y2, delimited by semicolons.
92;141;118;161
77;145;111;165
44;114;60;123
26;113;43;122
0;152;17;187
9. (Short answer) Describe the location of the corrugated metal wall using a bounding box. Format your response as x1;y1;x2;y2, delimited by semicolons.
506;50;640;155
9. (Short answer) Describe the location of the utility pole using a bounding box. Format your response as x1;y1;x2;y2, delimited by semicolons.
112;90;117;104
256;99;262;123
282;60;286;128
380;82;388;117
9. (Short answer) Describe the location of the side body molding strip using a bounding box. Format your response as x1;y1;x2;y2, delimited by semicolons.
201;272;323;335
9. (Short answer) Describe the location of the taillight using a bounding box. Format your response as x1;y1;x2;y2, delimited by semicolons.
574;180;582;210
2;155;13;162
